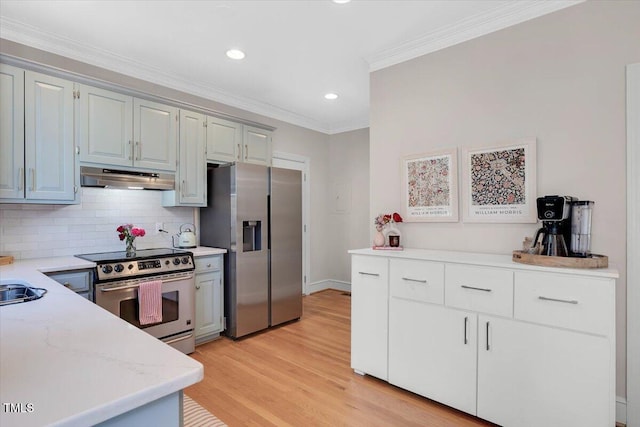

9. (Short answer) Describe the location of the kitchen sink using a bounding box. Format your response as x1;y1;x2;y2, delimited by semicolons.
0;281;47;306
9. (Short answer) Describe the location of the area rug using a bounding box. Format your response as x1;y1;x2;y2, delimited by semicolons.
183;394;227;427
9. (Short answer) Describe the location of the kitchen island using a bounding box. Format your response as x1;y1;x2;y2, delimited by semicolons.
0;256;203;427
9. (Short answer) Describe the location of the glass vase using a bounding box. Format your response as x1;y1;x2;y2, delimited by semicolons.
125;239;136;257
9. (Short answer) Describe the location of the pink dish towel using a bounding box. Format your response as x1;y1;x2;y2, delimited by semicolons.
138;280;163;325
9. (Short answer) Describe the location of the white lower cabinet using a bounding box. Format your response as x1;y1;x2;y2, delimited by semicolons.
351;255;389;380
350;249;617;427
194;254;224;344
389;299;477;414
477;315;610;427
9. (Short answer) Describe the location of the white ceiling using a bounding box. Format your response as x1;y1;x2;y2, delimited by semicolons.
0;0;580;134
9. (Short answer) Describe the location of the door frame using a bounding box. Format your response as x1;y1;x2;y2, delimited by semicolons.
627;62;640;427
272;151;311;296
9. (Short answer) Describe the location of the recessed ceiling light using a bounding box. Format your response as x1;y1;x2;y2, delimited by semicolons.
324;93;339;100
333;0;351;4
226;49;245;60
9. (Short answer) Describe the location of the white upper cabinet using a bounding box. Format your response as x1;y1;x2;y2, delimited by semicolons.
78;84;133;167
206;117;272;166
206;116;242;163
25;71;76;201
243;125;272;165
0;64;25;199
1;66;77;203
77;85;177;172
133;98;177;171
163;109;206;207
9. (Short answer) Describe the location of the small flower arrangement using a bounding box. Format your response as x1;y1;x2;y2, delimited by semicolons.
117;224;145;254
374;212;403;231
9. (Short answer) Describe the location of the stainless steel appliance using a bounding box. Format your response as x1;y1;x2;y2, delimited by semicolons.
200;163;302;339
76;249;196;354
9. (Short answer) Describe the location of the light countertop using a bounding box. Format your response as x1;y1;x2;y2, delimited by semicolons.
0;255;205;427
348;248;619;279
189;246;227;257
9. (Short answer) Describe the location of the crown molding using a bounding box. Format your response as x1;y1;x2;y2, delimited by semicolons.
367;0;584;72
0;16;345;134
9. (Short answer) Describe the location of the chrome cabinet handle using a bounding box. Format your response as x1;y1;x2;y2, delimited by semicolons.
195;285;200;290
461;285;492;292
402;277;427;284
63;282;71;288
30;168;35;191
237;143;241;160
18;167;24;191
358;271;379;277
244;144;248;160
181;180;186;197
464;316;469;345
135;141;140;160
538;296;579;305
486;321;491;351
128;140;132;160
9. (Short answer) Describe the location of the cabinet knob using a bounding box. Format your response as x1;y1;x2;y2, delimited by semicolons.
195;285;201;290
206;263;211;268
63;282;71;287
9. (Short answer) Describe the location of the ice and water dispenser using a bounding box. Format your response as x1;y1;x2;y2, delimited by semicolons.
242;221;262;252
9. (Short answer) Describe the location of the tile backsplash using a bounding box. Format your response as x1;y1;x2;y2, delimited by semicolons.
0;188;195;260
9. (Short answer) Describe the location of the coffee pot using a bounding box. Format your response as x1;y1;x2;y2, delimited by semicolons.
532;195;575;257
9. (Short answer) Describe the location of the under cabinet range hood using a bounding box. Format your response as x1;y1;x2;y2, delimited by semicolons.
80;167;175;190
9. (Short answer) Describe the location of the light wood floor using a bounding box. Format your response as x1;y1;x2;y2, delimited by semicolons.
186;289;496;426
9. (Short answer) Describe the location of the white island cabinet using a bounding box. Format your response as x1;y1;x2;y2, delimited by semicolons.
349;248;618;427
0;256;203;427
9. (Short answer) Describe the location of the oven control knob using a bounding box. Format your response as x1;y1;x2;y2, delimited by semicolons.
181;256;190;264
101;265;113;274
173;257;181;265
114;264;124;273
165;260;170;265
128;264;134;270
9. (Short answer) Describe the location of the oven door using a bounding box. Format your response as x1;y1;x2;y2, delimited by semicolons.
95;273;195;353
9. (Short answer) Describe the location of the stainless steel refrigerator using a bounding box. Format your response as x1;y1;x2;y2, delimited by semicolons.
200;162;302;339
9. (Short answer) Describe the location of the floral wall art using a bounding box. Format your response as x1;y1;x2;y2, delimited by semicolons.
462;138;537;223
401;149;458;222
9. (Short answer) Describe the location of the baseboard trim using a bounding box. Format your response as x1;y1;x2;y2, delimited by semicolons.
617;396;626;426
308;280;351;295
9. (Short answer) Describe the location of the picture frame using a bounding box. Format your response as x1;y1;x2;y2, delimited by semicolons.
401;148;458;222
461;138;537;223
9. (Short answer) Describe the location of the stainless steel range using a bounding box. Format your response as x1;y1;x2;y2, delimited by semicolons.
76;248;196;354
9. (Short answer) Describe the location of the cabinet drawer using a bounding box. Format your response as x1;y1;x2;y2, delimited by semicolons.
514;271;614;336
47;270;91;293
195;255;221;272
390;259;444;305
445;264;513;317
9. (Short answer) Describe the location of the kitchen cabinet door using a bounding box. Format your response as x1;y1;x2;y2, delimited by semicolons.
206;116;242;163
243;125;272;166
133;98;177;171
0;64;25;200
24;70;76;201
195;269;223;340
164;109;206;206
389;299;477;415
477;315;611;427
351;255;389;380
77;84;133;167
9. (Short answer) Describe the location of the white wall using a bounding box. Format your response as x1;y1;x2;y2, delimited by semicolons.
370;1;639;398
327;128;370;282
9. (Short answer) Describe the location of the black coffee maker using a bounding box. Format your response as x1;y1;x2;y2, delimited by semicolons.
533;195;576;257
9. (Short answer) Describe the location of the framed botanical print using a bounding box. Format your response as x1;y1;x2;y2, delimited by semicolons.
401;148;458;222
462;138;537;223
